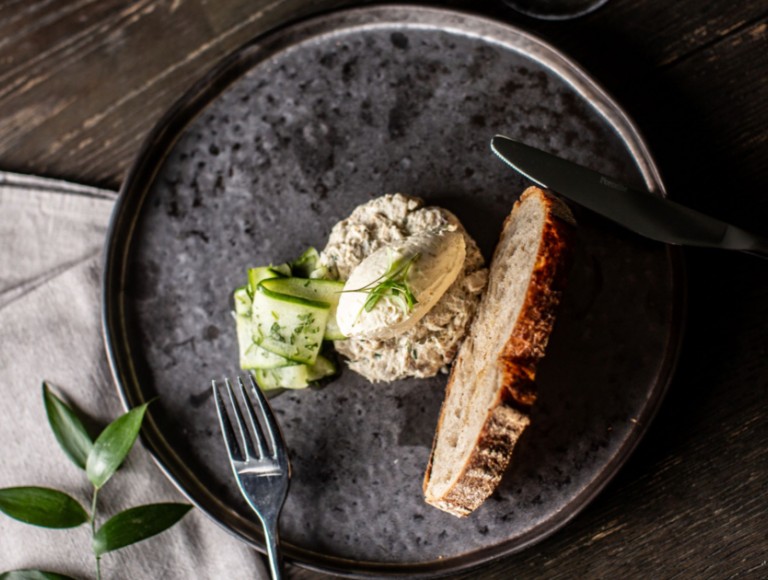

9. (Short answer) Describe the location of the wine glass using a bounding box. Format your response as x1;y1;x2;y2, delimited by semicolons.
502;0;610;20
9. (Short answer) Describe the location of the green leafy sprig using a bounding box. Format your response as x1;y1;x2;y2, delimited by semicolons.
347;251;420;316
0;383;192;580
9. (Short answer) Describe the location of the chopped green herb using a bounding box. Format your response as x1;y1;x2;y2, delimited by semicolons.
292;313;317;338
269;322;284;342
346;251;420;316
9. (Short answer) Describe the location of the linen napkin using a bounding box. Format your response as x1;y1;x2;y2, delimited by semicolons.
0;172;268;579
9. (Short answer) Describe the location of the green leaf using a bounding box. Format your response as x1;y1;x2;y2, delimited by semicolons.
0;487;88;529
92;503;193;556
0;570;78;580
42;382;93;470
85;403;148;489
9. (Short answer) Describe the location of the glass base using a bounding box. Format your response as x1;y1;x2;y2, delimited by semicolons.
503;0;611;20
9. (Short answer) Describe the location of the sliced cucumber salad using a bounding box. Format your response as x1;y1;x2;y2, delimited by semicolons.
233;248;344;391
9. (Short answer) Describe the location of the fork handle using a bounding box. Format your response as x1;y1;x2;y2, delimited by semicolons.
262;519;283;580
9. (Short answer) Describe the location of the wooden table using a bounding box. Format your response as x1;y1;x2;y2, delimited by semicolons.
2;1;765;577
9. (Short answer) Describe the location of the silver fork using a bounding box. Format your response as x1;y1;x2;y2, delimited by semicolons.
212;375;291;579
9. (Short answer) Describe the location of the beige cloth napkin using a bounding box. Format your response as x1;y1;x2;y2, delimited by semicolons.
0;172;268;579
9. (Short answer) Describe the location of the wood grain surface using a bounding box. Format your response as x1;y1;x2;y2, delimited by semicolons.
1;1;765;578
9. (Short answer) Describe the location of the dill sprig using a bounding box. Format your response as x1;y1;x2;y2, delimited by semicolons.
347;251;420;315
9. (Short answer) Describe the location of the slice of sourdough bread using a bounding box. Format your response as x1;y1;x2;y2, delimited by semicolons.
423;186;575;517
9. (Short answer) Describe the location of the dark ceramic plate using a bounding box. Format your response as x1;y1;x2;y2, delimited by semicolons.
103;5;684;577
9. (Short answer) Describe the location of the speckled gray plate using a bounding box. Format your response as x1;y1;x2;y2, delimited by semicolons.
103;5;684;577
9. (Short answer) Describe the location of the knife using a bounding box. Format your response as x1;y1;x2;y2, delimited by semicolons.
491;135;768;258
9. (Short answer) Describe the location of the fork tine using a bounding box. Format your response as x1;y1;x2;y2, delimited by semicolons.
212;379;244;462
236;376;267;459
223;377;259;460
245;374;286;463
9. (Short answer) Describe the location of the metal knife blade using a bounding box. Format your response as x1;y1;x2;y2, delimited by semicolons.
491;135;768;257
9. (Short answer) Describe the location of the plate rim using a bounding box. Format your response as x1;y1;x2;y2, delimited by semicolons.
101;4;686;577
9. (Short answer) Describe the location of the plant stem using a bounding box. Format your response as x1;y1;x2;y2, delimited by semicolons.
91;486;101;580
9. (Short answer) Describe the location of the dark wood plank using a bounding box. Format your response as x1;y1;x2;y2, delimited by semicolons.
527;0;768;68
645;18;768;218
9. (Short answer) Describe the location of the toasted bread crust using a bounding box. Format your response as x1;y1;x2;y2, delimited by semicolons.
499;189;574;402
424;401;530;517
423;187;574;517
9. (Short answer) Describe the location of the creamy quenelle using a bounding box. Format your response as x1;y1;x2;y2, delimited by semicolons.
337;230;466;339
